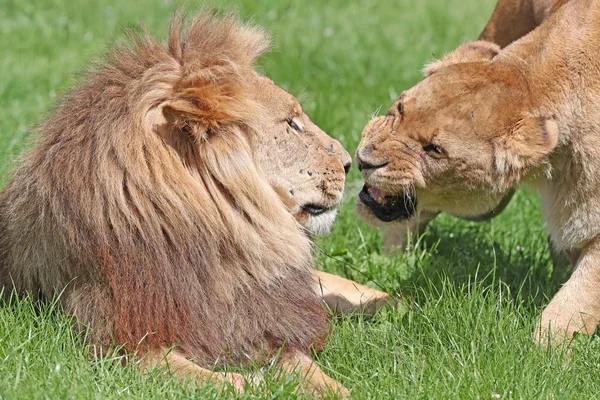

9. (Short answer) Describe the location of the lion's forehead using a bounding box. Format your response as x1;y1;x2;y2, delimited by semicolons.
252;75;299;112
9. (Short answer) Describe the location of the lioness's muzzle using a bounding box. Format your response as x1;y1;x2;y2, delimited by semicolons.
359;185;417;222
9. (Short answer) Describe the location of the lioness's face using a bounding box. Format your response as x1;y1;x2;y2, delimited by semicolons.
252;76;352;235
355;62;554;223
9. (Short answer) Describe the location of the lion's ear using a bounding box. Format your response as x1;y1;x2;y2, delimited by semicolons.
163;84;242;128
162;80;258;136
494;116;559;176
423;41;501;77
162;102;210;140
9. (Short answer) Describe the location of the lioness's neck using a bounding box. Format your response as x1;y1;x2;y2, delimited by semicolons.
496;0;600;248
499;0;599;133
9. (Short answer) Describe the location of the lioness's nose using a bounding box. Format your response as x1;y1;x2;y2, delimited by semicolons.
356;153;387;172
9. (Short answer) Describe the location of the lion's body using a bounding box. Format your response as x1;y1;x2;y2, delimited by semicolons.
0;14;326;366
0;14;353;394
357;0;600;341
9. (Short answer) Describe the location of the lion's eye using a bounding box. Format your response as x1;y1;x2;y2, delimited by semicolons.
286;117;303;133
423;143;445;158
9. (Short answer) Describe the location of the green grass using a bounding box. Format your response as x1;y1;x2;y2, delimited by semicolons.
2;0;600;399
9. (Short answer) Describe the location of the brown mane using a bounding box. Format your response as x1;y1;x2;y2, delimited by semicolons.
0;12;327;366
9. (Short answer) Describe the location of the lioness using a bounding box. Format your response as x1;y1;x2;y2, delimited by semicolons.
356;0;600;342
381;0;571;253
0;11;389;396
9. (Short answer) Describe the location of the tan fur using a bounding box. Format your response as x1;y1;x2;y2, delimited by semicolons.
479;0;571;48
314;270;394;315
356;0;600;342
0;11;355;396
382;0;571;254
423;41;502;77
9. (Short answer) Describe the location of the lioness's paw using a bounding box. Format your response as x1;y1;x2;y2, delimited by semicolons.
534;302;600;346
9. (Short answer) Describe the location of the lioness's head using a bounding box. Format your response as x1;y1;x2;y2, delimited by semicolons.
355;41;558;223
158;13;350;235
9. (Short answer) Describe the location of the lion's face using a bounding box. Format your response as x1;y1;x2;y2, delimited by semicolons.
159;66;350;236
251;76;351;235
355;42;558;224
148;14;351;237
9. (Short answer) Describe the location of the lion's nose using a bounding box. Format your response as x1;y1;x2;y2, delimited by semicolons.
343;161;351;175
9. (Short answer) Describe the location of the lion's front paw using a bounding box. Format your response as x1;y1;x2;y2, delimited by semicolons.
323;287;399;316
222;372;247;392
359;292;403;315
314;270;400;316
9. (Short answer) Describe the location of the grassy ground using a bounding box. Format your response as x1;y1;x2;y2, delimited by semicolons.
2;0;599;399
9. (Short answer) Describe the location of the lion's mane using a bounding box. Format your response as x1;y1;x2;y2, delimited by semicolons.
0;12;328;366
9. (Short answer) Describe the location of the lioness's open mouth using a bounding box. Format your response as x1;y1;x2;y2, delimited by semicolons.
359;184;416;222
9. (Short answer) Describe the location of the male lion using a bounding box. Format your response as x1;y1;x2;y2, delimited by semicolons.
0;11;388;396
381;0;571;254
356;0;600;342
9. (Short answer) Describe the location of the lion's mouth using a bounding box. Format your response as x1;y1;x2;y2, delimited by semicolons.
302;203;336;217
358;184;416;222
300;202;339;236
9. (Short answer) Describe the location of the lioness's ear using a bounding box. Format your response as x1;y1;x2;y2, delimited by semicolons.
494;116;559;177
423;41;501;77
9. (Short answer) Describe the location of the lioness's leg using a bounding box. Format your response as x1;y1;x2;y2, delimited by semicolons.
279;350;349;398
139;347;246;392
535;239;600;344
313;270;394;315
565;248;583;268
382;210;439;254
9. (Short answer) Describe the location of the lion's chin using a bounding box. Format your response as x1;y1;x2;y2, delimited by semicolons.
302;208;338;236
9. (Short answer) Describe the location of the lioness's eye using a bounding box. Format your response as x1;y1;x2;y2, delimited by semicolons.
397;102;404;115
286;117;303;133
423;143;445;158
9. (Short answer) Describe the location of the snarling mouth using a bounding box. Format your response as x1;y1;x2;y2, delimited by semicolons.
302;203;336;217
358;184;416;222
